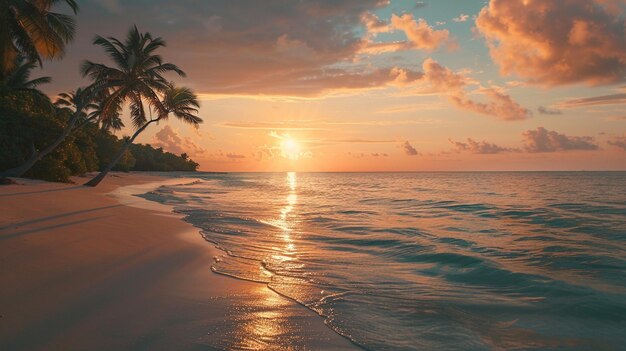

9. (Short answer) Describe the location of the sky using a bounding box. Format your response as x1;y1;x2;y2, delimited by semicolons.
40;0;626;172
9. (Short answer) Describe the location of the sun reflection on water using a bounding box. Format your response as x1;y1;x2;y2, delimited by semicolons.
232;172;304;349
272;173;298;263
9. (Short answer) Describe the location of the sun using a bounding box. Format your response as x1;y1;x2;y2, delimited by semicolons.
280;137;301;160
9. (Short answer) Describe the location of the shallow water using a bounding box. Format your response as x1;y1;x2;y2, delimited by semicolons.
140;172;626;350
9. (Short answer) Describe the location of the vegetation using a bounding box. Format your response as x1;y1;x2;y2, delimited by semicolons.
0;0;202;186
0;86;199;182
1;2;203;185
82;26;202;186
1;0;79;78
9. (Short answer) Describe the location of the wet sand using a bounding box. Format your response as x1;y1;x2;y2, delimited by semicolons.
0;173;357;350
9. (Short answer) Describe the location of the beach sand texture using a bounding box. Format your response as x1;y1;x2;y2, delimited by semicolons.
0;173;356;351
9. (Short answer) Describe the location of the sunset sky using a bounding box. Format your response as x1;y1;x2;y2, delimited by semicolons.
40;0;626;171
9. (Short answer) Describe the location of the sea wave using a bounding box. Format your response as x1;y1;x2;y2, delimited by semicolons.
139;172;626;350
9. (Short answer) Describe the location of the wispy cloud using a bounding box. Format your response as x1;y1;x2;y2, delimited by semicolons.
221;119;437;130
537;106;562;115
452;14;469;22
607;136;626;150
557;93;626;109
226;153;246;159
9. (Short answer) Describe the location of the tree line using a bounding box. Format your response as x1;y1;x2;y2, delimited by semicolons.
0;0;203;186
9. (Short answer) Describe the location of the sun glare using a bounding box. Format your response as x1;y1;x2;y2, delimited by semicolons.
281;137;300;160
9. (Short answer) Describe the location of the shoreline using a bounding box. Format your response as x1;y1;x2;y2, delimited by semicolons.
0;172;357;350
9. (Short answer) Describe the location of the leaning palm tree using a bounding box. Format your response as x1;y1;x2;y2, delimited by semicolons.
1;86;95;177
84;84;202;186
87;97;125;132
81;26;199;186
0;0;79;78
55;88;98;124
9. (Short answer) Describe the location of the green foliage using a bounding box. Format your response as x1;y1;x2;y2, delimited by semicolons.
0;87;199;183
129;143;199;172
94;132;135;172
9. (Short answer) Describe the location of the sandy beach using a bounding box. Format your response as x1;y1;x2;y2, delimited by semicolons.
0;173;357;351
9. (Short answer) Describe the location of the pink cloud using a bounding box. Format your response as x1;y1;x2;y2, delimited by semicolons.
448;138;514;154
152;125;206;156
402;141;418;155
522;127;599;152
476;0;626;86
558;93;626;108
607;136;626;150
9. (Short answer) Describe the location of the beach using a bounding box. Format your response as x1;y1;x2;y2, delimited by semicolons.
0;173;357;351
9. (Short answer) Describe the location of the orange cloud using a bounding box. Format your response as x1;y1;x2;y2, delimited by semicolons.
450;88;531;121
360;12;452;54
390;14;452;51
476;0;626;86
418;59;531;120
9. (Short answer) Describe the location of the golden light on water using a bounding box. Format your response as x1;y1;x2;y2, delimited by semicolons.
272;172;298;263
233;172;303;349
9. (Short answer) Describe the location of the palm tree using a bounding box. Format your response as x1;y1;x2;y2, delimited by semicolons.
81;26;197;187
84;83;202;186
87;97;125;131
0;0;79;78
3;56;51;89
1;55;52;108
55;88;98;125
0;86;95;177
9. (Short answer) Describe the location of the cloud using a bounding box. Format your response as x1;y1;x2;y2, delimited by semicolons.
450;88;531;121
390;14;452;51
420;58;469;93
402;141;418;155
152;125;206;156
522;127;599;152
607;136;626;150
414;1;427;9
448;138;514;154
375;102;445;114
415;59;531;120
537;106;562;115
453;14;470;22
222;119;435;130
360;12;452;54
226;153;246;159
475;0;626;86
51;0;401;98
557;93;626;108
361;12;391;33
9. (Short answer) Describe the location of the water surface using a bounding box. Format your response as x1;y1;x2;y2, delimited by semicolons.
141;172;626;350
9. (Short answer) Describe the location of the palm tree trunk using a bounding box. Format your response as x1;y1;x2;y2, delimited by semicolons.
1;110;83;178
84;119;158;187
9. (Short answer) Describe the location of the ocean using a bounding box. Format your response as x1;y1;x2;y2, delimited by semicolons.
139;172;626;350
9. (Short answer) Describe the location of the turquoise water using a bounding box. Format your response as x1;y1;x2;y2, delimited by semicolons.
141;172;626;350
